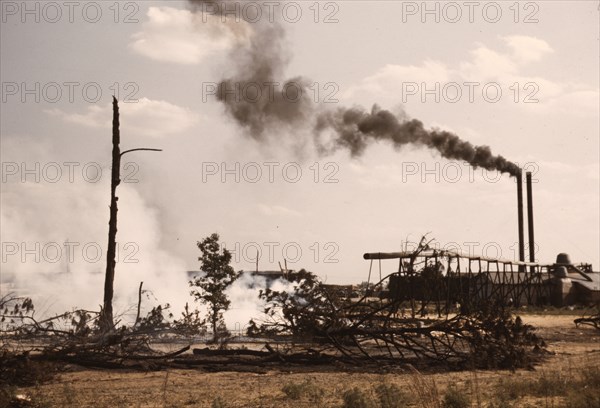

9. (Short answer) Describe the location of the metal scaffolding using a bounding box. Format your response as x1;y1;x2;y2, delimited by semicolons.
364;249;553;314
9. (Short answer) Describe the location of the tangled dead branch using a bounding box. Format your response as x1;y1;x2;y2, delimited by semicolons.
248;239;547;370
0;293;203;378
574;306;600;330
2;236;550;375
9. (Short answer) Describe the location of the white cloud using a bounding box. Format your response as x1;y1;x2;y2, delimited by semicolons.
129;6;249;65
45;98;199;137
502;35;554;64
529;89;600;116
257;204;301;217
459;44;518;80
346;60;450;97
45;105;105;128
348;35;594;114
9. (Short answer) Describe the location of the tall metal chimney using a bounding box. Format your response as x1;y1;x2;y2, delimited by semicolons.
526;171;535;263
516;172;525;263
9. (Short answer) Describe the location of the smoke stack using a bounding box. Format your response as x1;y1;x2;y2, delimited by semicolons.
526;171;535;263
516;172;525;263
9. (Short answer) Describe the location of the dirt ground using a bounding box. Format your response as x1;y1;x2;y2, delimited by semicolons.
7;313;600;408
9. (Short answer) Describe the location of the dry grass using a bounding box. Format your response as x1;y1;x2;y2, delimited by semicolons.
3;314;599;408
407;365;440;408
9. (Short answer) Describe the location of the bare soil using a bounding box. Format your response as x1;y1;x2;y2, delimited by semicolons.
7;314;600;407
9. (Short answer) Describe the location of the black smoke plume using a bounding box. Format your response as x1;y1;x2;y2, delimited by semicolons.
188;0;521;177
188;0;314;139
315;105;521;176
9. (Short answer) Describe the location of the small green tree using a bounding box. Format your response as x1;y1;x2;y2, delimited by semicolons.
190;233;239;343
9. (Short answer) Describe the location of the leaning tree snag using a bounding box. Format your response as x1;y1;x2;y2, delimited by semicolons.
100;97;162;331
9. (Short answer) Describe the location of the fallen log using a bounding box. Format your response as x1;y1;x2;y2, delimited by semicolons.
192;347;268;357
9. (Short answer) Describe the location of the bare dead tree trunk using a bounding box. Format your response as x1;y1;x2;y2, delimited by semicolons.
135;281;144;327
99;98;161;332
101;96;121;331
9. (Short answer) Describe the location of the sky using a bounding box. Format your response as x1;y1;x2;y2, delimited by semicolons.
1;1;598;323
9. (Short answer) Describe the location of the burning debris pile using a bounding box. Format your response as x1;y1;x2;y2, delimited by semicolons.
247;239;546;370
1;240;547;376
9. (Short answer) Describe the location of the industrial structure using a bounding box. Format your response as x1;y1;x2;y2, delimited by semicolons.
363;250;599;309
362;171;600;308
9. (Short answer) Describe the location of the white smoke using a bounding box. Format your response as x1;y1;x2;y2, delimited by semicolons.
0;136;189;321
223;272;266;332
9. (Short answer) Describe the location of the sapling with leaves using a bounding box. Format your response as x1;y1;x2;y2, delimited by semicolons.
190;233;240;343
